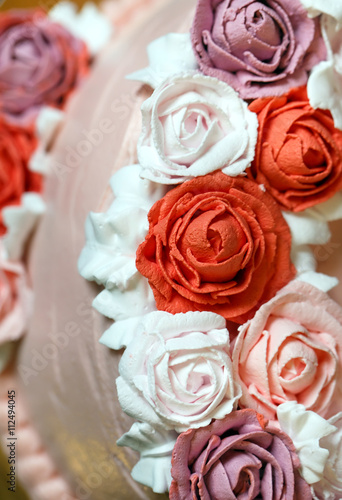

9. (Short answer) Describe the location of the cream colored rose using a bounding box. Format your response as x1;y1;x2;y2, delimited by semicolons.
116;310;241;432
138;73;258;184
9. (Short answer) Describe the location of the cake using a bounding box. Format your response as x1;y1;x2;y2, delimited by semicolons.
0;0;342;499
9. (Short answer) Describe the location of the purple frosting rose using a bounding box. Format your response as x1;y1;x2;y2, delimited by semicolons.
170;409;312;499
0;10;89;124
191;0;326;99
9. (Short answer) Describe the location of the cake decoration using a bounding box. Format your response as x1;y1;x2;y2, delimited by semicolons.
169;408;312;499
190;0;326;99
0;243;32;372
0;9;90;125
136;171;296;323
277;401;342;499
137;73;258;183
233;280;342;420
0;119;41;236
115;310;241;432
1;0;342;498
77;0;342;494
247;86;342;212
0;3;112;375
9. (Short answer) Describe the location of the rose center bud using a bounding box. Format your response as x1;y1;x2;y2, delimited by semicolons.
222;3;284;63
179;207;248;283
277;338;318;394
284;123;327;173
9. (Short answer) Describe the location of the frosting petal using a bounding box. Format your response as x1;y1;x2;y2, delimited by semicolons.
49;1;113;56
117;422;177;493
3;193;46;260
127;33;198;88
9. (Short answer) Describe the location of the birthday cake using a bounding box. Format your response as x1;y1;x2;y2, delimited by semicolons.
1;0;342;499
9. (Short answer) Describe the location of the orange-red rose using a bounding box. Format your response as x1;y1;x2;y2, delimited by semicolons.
248;86;342;212
136;172;295;323
0;119;42;235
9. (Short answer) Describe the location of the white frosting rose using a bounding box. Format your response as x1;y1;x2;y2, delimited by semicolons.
278;402;342;500
308;15;342;130
115;311;241;433
117;422;177;494
138;73;258;184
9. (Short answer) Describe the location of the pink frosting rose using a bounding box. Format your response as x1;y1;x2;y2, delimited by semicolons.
233;280;342;420
0;10;89;124
0;246;32;356
170;409;312;500
191;0;326;99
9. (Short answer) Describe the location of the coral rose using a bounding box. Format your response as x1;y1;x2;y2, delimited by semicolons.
0;244;32;372
248;86;342;211
136;172;295;323
0;10;89;124
233;280;342;420
169;409;312;500
0;119;41;235
191;0;325;99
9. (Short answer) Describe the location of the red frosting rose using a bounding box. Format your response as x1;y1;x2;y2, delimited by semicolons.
0;10;89;124
248;86;342;212
0;119;41;235
136;172;295;323
170;409;312;500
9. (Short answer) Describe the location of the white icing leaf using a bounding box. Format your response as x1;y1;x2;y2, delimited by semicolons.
307;15;342;130
283;211;331;247
3;193;46;260
29;106;65;175
299;0;342;22
99;316;145;350
78;164;166;291
278;402;342;498
49;1;113;56
93;277;156;322
309;192;342;222
117;422;177;494
126;33;198;88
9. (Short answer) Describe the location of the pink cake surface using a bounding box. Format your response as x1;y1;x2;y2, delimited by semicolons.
1;0;342;499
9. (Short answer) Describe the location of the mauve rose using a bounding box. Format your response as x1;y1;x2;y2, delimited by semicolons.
170;409;312;500
136;171;295;323
0;119;41;235
0;10;89;124
248;86;342;212
233;280;342;420
191;0;326;99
